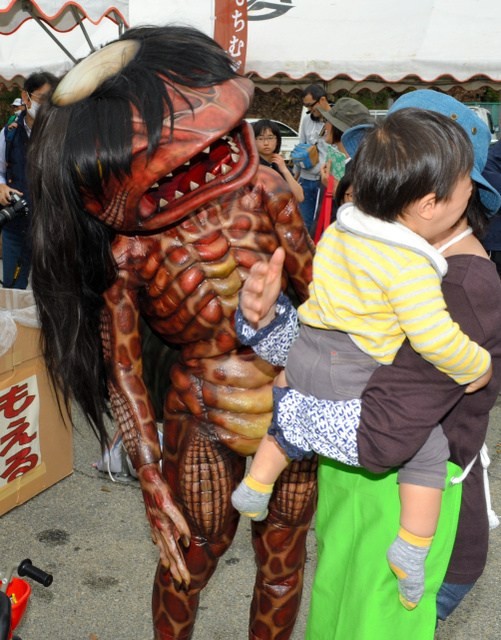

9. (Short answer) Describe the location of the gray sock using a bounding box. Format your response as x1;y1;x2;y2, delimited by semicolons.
387;531;432;609
231;476;273;521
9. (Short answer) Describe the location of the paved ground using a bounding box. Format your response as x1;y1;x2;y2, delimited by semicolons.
2;400;500;639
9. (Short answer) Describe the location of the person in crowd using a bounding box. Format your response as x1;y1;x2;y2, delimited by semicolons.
331;162;353;216
252;118;304;202
309;161;354;242
295;84;329;231
232;107;492;610
316;97;374;165
480;137;501;276
312;99;373;240
234;90;501;639
5;98;25;127
0;71;57;288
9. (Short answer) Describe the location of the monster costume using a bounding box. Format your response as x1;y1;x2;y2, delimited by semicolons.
29;26;316;640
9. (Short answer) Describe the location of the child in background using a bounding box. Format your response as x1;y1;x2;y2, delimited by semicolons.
312;161;353;242
232;108;492;610
252;119;304;203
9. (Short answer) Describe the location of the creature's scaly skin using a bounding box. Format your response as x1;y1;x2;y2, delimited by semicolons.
81;66;318;638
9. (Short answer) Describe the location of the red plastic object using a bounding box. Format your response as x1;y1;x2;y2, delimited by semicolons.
6;578;31;635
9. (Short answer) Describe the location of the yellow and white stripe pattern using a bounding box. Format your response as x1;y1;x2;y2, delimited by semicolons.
298;205;490;384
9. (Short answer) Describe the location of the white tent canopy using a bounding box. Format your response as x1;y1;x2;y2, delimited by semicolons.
0;0;128;33
130;0;501;93
0;1;128;87
245;0;501;83
1;1;501;92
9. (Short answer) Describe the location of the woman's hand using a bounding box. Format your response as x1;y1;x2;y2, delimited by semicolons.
240;247;285;329
271;153;288;174
320;160;331;187
271;154;305;202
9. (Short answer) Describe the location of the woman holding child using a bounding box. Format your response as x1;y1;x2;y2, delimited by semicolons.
234;91;501;639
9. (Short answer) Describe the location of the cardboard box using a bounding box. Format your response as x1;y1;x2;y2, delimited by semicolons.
0;290;73;516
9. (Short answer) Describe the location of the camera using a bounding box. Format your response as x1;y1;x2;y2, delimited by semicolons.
0;192;29;229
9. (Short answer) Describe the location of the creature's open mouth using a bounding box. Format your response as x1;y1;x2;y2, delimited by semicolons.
138;124;252;224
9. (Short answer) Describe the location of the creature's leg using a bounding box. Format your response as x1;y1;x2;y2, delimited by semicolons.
153;415;245;640
249;457;317;640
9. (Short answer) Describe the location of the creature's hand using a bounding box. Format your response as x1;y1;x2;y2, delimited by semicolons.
136;462;192;588
241;247;285;329
0;184;22;207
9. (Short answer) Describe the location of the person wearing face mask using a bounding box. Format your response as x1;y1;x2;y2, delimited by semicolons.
0;71;58;289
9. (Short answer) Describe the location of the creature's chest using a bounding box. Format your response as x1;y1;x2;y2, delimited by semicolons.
114;196;280;342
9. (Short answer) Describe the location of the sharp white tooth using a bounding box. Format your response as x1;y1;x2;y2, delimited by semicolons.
167;172;173;178
175;190;184;199
202;146;211;154
205;172;216;182
190;181;199;191
151;182;159;188
184;161;191;166
231;154;240;163
221;164;231;175
230;143;239;152
159;198;168;207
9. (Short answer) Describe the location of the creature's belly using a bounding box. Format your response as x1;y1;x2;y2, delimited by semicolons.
166;350;280;456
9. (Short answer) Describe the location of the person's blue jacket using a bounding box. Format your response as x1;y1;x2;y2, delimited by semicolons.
3;111;30;232
482;140;501;251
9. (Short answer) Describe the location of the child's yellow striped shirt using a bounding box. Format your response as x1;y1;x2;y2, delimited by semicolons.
298;205;490;384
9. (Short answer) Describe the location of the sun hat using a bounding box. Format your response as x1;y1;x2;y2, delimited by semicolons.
341;90;501;215
11;98;22;107
318;98;374;133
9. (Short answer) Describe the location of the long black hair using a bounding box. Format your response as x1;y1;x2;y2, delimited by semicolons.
28;26;239;450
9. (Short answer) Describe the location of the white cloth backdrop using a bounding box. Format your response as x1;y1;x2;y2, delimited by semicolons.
1;1;501;88
0;1;128;86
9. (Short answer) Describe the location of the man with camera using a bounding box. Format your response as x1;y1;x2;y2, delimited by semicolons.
0;71;57;289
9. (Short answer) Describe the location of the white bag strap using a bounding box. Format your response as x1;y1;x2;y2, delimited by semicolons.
450;443;499;530
450;455;477;484
480;444;500;530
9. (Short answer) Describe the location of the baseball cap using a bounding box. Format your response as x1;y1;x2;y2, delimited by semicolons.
11;98;22;107
341;90;501;215
318;98;374;133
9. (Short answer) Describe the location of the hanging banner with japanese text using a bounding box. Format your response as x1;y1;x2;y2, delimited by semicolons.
0;374;41;486
214;0;248;72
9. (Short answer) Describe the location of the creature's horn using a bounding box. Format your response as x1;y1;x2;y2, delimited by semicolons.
52;40;140;107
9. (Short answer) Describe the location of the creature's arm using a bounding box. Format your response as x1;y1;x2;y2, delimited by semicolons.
101;276;191;587
260;171;315;302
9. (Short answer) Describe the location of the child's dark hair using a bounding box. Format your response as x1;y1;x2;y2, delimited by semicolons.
251;119;282;153
352;108;474;222
332;162;353;221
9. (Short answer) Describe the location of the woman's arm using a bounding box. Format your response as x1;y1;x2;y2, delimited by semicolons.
272;154;305;202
